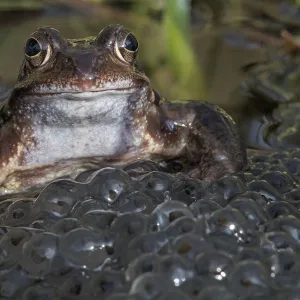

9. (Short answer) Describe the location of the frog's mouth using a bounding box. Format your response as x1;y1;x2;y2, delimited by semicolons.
14;73;151;97
10;85;154;107
22;87;140;98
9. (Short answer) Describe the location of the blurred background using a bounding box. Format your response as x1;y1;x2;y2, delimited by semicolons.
1;0;300;150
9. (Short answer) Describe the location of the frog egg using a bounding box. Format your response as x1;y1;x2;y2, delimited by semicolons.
1;199;35;226
228;196;268;229
227;260;270;298
50;217;81;235
125;253;161;282
59;227;114;270
195;249;233;281
87;168;136;206
138;171;176;204
120;231;169;267
33;179;85;218
149;201;194;232
80;210;118;231
57;271;90;299
20;232;59;277
153;254;195;286
190;199;222;220
170;233;209;262
0;227;33;270
170;178;208;206
207;207;252;243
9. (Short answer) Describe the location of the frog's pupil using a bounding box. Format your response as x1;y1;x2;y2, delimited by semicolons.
25;38;41;57
125;34;138;51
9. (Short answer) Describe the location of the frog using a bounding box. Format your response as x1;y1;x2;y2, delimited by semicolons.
0;24;247;197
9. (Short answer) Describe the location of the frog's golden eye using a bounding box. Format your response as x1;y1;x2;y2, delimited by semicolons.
116;32;139;64
24;37;51;67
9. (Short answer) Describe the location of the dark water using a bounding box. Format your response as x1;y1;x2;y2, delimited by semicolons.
1;1;300;299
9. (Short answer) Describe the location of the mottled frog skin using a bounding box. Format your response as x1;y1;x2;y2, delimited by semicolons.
0;24;247;196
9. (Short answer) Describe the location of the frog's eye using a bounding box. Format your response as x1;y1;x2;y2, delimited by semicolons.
24;37;51;67
25;38;41;56
116;32;139;64
124;33;138;52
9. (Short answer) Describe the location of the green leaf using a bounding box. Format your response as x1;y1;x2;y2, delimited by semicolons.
164;0;207;100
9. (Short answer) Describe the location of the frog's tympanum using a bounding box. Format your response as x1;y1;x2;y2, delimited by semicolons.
0;25;247;196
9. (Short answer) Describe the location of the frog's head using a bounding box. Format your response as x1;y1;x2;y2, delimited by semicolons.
7;24;156;130
16;24;151;94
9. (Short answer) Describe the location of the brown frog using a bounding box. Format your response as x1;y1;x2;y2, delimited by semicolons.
0;24;247;197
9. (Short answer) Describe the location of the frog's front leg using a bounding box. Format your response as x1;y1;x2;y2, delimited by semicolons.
185;102;247;181
157;101;247;182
